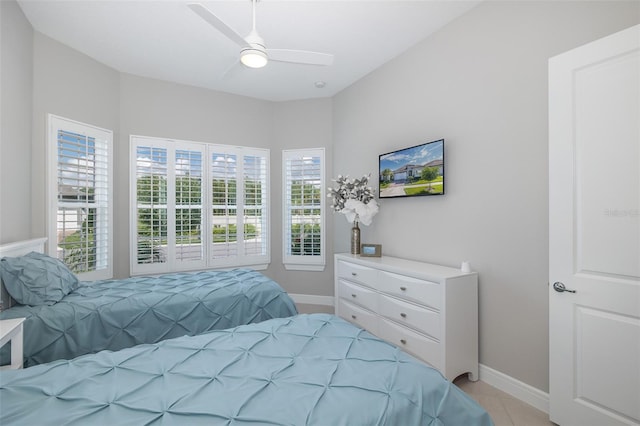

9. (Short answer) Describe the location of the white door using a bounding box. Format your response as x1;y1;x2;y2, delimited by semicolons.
549;25;640;426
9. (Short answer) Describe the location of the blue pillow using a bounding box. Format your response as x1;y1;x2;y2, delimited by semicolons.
0;252;79;306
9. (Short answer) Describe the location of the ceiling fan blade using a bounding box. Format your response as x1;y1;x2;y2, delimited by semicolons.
267;49;334;66
221;59;244;80
188;3;249;48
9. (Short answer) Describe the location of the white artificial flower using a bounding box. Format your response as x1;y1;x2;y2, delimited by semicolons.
341;199;362;224
356;199;379;226
327;173;379;226
341;198;379;226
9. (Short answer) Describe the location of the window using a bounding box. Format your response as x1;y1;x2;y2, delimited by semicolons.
47;115;113;280
130;136;269;275
282;148;325;271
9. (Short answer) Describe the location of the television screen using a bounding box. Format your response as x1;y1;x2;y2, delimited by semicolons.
379;139;444;198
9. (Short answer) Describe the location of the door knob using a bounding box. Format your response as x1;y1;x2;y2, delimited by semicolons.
553;281;576;293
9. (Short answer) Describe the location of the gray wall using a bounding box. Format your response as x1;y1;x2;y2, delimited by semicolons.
332;0;639;392
0;0;33;244
267;99;334;296
30;33;120;249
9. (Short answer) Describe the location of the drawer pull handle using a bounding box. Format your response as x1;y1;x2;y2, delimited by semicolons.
351;294;356;298
351;315;357;320
400;339;407;345
400;286;407;291
400;313;407;318
351;272;357;276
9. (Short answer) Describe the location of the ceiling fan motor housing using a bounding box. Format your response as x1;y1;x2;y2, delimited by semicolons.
240;29;268;67
244;29;266;52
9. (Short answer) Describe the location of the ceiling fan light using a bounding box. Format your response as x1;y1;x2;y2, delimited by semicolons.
241;49;268;68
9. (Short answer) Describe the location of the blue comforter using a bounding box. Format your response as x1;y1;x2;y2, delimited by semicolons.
0;269;297;367
0;314;493;426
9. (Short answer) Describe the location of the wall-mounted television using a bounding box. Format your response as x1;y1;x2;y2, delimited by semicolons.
379;139;444;198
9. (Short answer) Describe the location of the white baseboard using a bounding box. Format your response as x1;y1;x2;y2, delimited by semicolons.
289;293;334;306
479;364;549;414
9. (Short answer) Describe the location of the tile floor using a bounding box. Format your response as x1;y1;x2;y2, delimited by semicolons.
454;376;556;426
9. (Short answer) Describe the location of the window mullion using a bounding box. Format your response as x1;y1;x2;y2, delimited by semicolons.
236;149;245;256
95;134;108;271
166;145;176;271
203;145;212;266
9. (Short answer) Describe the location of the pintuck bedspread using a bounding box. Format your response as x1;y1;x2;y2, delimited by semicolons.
0;269;297;367
0;314;493;426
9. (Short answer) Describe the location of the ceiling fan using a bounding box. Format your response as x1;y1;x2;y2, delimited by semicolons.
188;1;334;69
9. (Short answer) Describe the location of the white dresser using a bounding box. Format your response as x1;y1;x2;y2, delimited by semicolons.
334;253;479;381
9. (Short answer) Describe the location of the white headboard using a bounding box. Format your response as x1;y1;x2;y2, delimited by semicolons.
0;237;47;258
0;238;48;310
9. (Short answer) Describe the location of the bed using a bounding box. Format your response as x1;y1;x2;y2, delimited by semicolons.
0;238;297;367
0;314;493;425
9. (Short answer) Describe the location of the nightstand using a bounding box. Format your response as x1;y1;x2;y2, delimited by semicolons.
0;318;25;370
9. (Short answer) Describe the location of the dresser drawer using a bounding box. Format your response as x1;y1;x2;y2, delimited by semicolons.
337;260;378;289
378;271;441;310
378;294;440;340
378;318;442;371
337;279;378;311
338;299;378;334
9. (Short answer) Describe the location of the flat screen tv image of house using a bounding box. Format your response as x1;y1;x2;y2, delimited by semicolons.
379;139;444;198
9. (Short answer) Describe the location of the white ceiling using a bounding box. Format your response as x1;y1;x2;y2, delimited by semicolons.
18;0;480;102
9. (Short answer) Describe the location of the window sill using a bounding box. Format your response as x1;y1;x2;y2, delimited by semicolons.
283;263;326;272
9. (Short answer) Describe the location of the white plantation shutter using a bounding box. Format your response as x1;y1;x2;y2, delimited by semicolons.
133;141;168;273
283;148;325;271
131;136;269;274
210;150;238;260
48;115;113;280
209;146;270;268
243;153;268;259
175;147;205;266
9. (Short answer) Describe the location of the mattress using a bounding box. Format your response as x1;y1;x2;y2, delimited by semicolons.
0;314;493;426
0;269;297;367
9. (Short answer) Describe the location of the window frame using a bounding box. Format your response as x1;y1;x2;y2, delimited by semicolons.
282;148;326;271
47;114;113;281
129;135;270;275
